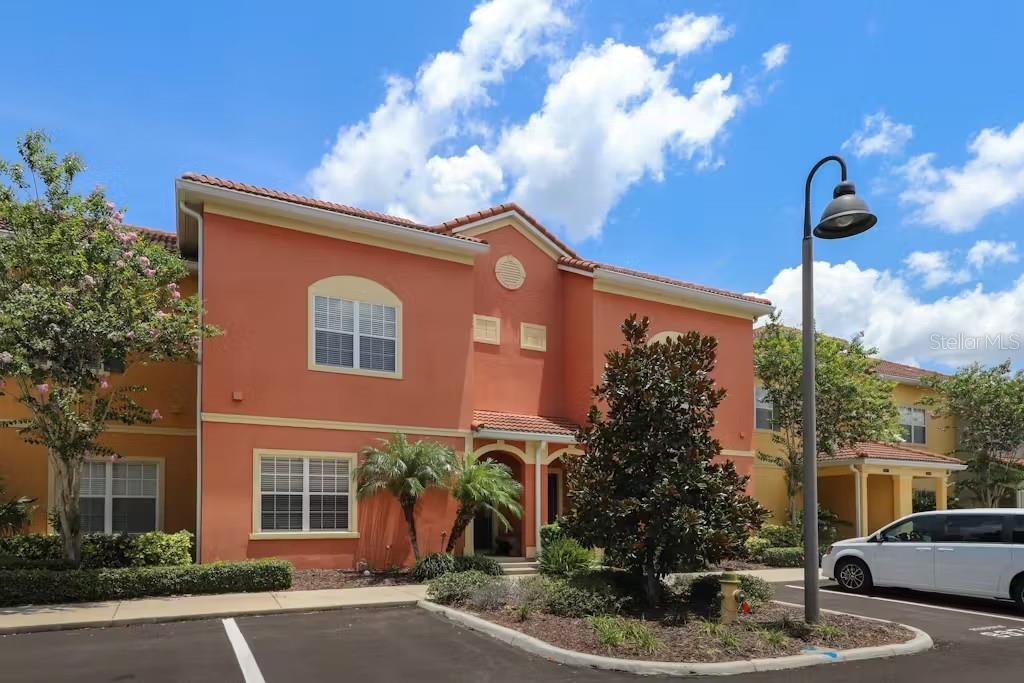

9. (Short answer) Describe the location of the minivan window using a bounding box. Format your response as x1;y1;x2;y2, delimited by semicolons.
941;514;1004;543
1013;515;1024;544
881;515;942;542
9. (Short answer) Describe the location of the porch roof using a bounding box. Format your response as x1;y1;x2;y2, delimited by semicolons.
471;410;578;442
820;441;967;470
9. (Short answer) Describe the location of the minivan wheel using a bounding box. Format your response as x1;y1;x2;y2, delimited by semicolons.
835;558;873;594
1012;577;1024;613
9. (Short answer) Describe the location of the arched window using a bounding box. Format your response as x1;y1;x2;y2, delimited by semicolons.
308;276;402;378
648;330;685;345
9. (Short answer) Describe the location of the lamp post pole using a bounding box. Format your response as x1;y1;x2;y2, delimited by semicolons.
801;155;878;624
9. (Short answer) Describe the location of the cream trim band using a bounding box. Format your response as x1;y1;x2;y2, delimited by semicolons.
106;425;197;436
202;412;469;439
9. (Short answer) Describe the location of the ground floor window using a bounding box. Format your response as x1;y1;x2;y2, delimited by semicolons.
258;453;354;533
79;460;160;534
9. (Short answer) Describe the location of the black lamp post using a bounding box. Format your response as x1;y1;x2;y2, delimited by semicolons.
802;155;877;624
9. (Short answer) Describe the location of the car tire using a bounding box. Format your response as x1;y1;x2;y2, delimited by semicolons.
1012;577;1024;613
834;558;873;594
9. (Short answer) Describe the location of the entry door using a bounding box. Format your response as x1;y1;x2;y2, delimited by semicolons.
546;472;561;524
473;510;494;551
870;515;940;590
933;514;1009;597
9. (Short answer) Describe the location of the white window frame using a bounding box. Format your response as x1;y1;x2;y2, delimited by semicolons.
520;322;547;352
307;276;403;379
251;449;360;540
473;314;501;345
77;458;164;534
754;387;775;431
899;406;927;445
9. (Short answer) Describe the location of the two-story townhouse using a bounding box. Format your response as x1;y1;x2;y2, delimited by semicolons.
172;173;773;569
751;335;967;539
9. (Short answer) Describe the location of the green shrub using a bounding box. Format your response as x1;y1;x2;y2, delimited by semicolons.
541;577;622;617
744;536;771;561
466;577;513;610
762;547;804;567
411;552;456;582
0;531;195;569
426;570;495;606
0;556;74;571
539;522;564;547
759;524;802;548
453;554;503;576
0;560;293;607
538;537;591;578
671;573;775;618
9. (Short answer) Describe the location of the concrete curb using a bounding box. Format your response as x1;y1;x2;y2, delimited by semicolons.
419;600;933;677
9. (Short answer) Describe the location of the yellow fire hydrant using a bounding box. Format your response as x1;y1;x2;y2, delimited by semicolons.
719;572;747;625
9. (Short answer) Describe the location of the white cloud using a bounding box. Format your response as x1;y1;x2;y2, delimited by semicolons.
967;240;1019;269
903;250;970;289
761;43;789;71
899;120;1024;232
308;0;743;241
649;13;733;58
758;259;1024;368
497;41;739;240
842;112;913;158
308;0;567;222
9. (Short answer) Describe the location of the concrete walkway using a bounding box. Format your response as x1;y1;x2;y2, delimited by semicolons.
0;584;427;635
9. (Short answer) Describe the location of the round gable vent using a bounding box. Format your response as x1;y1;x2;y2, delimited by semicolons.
495;255;526;290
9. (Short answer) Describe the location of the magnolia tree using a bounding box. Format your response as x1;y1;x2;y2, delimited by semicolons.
564;316;765;605
754;315;900;523
0;132;216;562
923;362;1024;507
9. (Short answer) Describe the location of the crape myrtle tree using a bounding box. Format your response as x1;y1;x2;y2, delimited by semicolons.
922;361;1024;507
0;132;217;563
754;315;900;523
563;315;766;606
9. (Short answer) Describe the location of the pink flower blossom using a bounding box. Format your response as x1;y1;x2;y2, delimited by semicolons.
172;291;181;300
144;268;156;277
106;201;115;210
36;383;49;395
116;260;125;268
150;409;162;421
112;211;124;222
81;275;96;287
109;454;121;462
124;251;134;258
0;351;12;364
138;256;150;267
0;379;5;389
100;379;109;390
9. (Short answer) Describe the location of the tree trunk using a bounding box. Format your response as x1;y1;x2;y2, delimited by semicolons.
400;498;421;561
446;506;475;553
51;452;83;565
642;556;661;606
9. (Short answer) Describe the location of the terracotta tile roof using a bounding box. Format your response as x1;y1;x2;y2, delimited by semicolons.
471;410;578;437
560;256;772;307
825;441;963;465
433;203;579;259
133;225;178;250
875;359;944;382
179;173;483;244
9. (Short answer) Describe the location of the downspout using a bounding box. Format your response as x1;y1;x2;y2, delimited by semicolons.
179;202;204;563
849;465;862;537
535;441;546;557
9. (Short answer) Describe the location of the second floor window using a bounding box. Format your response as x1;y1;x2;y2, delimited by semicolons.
900;406;927;445
313;295;397;373
755;387;775;430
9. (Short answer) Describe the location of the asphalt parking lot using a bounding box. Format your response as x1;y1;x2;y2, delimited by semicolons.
1;583;1022;682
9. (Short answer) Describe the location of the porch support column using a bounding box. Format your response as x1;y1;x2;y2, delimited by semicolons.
857;466;869;537
535;441;547;557
935;474;949;511
851;466;863;537
463;436;475;555
893;474;914;519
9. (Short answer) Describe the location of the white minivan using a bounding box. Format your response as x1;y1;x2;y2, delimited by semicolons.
821;509;1024;611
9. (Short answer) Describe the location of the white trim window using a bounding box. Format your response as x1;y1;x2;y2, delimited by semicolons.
259;455;353;532
80;460;160;534
900;406;927;445
754;387;775;431
313;295;397;373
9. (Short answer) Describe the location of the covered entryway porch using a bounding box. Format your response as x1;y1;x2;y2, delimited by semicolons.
818;441;967;539
463;411;581;559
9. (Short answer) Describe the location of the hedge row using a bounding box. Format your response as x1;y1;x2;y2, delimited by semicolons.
0;531;193;569
0;559;293;607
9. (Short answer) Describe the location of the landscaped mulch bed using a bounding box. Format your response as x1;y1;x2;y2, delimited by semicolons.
468;603;912;662
288;569;417;591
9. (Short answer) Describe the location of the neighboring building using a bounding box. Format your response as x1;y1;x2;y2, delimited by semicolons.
751;338;968;538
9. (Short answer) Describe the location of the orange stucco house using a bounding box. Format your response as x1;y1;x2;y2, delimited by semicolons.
0;173;775;570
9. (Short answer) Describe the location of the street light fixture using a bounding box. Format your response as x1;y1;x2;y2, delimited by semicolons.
802;155;877;624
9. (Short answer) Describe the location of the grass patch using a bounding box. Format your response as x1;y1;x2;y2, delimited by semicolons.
589;615;660;654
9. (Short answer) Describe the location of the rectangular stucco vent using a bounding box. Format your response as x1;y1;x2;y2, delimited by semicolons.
473;315;501;345
520;322;547;352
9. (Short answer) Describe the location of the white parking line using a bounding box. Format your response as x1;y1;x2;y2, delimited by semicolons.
222;618;266;683
784;585;1024;623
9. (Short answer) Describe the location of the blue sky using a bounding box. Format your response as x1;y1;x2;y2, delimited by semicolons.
3;1;1023;370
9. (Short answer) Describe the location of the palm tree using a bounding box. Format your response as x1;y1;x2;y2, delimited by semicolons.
355;434;454;560
446;451;523;553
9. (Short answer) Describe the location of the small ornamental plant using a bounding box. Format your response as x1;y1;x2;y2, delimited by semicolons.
0;132;218;563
